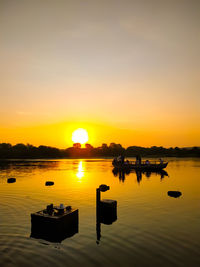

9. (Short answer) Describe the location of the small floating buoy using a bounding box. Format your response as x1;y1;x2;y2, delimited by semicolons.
7;178;16;183
45;181;54;186
168;191;182;198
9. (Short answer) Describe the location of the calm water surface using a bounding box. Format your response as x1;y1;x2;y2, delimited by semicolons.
0;158;200;266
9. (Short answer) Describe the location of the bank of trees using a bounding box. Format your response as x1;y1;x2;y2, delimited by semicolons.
0;142;199;159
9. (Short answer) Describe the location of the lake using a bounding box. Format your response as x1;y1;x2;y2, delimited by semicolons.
0;158;200;266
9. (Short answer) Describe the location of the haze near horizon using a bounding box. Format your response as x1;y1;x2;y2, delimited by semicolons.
0;0;199;148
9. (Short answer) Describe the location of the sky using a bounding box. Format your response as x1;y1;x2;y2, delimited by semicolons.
0;0;200;148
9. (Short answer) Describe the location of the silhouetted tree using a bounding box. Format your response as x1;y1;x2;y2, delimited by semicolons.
102;143;108;149
0;143;199;159
85;143;93;149
73;143;81;149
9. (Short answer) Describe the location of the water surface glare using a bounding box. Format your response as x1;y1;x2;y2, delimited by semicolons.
0;158;200;266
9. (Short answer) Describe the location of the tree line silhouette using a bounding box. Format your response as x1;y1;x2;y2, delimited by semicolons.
0;142;199;159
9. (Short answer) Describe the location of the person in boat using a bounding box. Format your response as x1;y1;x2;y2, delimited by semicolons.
159;158;163;164
124;160;129;165
112;157;117;165
145;159;150;165
117;155;123;162
138;155;141;165
136;155;142;165
117;156;120;161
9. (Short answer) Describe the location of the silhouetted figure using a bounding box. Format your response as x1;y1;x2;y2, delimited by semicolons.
121;155;125;164
145;160;150;165
136;155;141;165
159;158;163;164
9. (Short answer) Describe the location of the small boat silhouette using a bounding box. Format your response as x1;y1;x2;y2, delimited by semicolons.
45;181;54;186
7;178;16;183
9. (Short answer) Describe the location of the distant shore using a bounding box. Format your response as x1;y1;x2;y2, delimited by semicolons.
0;143;199;159
0;156;200;162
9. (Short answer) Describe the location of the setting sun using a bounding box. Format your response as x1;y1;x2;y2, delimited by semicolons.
72;128;89;144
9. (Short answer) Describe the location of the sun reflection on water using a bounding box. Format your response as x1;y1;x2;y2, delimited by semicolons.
76;161;84;181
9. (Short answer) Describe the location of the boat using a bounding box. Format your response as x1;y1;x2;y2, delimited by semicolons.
112;156;168;171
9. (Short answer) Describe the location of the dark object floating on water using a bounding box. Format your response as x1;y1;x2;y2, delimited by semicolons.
31;204;79;243
168;191;182;198
45;181;54;186
7;178;16;183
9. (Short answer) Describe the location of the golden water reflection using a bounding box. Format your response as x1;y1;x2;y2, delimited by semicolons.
76;161;84;180
0;159;200;266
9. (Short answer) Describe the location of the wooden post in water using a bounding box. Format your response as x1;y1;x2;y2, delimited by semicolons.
96;188;100;207
96;184;111;243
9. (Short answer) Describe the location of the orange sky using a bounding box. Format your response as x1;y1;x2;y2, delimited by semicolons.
0;0;199;148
